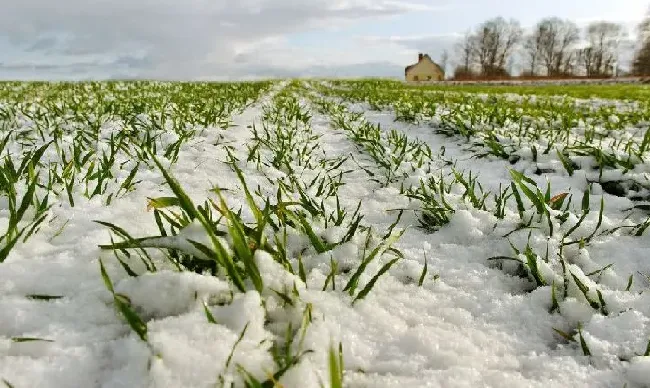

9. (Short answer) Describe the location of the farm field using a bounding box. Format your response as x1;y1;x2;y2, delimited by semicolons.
417;83;650;101
1;79;650;388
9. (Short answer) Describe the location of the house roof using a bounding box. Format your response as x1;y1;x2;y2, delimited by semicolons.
405;54;444;75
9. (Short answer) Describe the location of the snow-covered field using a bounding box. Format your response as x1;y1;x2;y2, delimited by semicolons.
1;79;649;388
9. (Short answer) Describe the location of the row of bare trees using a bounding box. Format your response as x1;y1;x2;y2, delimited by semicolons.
449;10;650;79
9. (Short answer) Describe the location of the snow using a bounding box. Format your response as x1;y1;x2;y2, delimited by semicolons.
1;80;649;388
628;357;650;386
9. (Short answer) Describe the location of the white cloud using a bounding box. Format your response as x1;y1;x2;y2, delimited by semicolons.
0;0;426;79
359;33;460;68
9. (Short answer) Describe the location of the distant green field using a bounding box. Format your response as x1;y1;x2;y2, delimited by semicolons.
408;82;650;101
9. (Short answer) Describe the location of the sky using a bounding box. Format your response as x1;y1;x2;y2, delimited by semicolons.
0;0;648;80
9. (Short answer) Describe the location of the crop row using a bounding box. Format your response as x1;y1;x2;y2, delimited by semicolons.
305;81;650;364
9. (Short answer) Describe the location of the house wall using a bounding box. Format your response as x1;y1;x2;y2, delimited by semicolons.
406;60;444;82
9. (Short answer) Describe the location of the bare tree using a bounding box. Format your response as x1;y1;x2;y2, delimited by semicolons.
562;50;579;76
581;21;627;76
533;17;580;76
633;7;650;75
454;31;475;77
639;6;650;42
470;17;523;76
577;47;596;76
523;30;544;75
439;49;449;76
471;31;490;74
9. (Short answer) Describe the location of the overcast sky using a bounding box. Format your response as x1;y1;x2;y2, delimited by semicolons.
0;0;647;80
